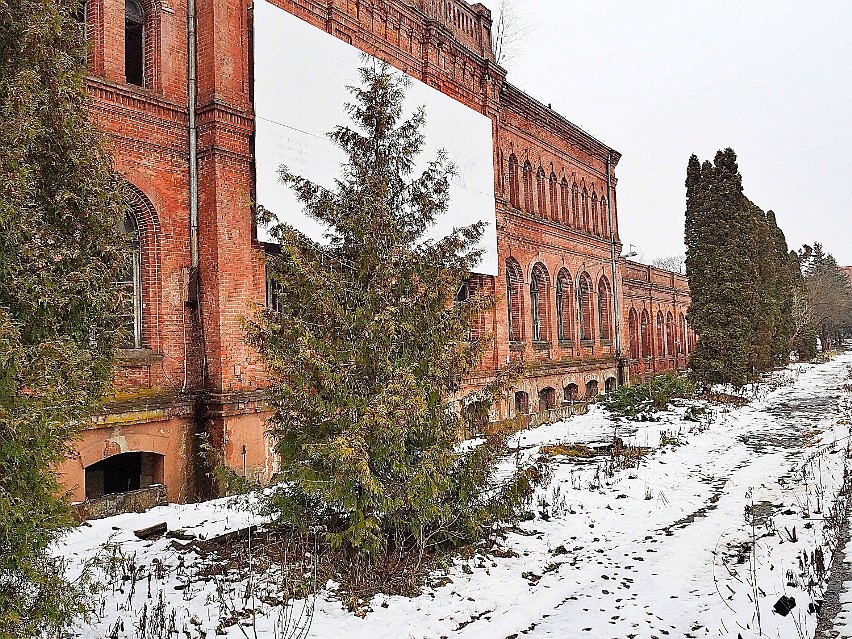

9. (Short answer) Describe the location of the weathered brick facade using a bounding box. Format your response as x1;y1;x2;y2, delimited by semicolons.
59;0;692;506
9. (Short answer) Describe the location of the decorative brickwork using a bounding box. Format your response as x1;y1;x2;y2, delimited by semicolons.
65;0;693;511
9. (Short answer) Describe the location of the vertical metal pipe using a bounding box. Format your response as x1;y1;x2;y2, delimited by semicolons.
606;152;624;380
187;0;199;269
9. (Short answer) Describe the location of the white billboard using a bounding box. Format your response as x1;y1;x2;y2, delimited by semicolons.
253;0;498;275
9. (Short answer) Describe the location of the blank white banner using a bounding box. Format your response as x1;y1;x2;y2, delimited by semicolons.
253;0;498;275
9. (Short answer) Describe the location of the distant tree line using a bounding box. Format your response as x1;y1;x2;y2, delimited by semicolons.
798;243;852;353
684;149;801;386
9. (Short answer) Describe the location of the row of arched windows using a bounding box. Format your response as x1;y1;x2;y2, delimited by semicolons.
506;154;610;238
507;258;613;346
627;307;694;361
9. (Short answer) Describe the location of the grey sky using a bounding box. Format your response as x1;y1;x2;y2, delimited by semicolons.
476;0;852;266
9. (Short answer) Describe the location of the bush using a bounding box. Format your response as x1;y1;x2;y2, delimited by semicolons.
601;374;695;419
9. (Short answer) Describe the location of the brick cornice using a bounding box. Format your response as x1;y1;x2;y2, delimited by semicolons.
502;83;621;166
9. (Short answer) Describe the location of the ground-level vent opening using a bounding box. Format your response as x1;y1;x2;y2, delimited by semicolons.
85;451;164;500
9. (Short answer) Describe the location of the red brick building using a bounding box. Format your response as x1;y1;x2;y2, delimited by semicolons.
62;0;692;508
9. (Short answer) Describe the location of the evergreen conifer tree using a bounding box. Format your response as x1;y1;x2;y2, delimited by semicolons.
0;0;125;634
247;63;532;562
685;149;757;385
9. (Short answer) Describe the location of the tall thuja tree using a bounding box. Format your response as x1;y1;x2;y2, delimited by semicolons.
248;63;531;560
685;149;760;385
766;211;796;364
0;0;125;635
750;202;777;372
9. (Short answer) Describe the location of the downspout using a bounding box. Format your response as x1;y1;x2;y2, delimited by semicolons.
187;0;199;272
606;151;624;385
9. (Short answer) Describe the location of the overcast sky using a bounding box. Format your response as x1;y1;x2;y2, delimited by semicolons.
476;0;852;266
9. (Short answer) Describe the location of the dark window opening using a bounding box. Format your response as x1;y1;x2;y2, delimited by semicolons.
538;387;557;411
586;380;600;398
117;211;142;348
125;0;144;86
564;383;579;401
605;377;618;394
514;391;529;415
85;452;164;500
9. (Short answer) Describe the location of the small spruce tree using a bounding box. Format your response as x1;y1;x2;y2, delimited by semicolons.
248;63;532;562
0;0;125;635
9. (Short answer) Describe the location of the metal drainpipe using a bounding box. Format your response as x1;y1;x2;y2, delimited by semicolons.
188;0;199;271
606;151;624;384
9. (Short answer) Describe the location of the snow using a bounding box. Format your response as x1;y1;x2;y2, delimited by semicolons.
58;352;852;638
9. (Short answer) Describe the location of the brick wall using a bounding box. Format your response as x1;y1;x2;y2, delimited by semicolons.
70;0;693;507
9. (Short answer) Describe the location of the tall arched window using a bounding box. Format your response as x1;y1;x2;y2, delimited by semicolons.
506;258;524;343
118;210;143;348
125;0;145;86
598;276;612;340
549;173;559;221
560;179;570;225
578;272;594;341
591;192;599;235
581;187;589;231
628;308;640;360
522;161;534;211
556;268;574;342
600;197;609;237
666;312;675;358
571;183;579;227
641;309;652;358
530;262;550;342
656;311;665;359
507;154;520;209
679;312;688;354
536;168;547;217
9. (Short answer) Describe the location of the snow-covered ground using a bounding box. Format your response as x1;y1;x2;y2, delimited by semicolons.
59;351;852;638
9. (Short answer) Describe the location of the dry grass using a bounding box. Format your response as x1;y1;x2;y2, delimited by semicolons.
539;444;595;458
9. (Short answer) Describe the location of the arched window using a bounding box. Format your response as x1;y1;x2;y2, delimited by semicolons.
578;272;594;341
641;309;652;358
605;377;618;394
591;192;599;235
539;387;557;411
560;178;570;225
600;197;609;237
125;0;145;86
628;308;640;360
522;161;534;211
581;187;589;231
118;210;143;348
506;258;524;343
656;311;665;359
586;380;599;398
556;268;574;342
679;312;688;354
536;168;547;216
571;183;579;227
598;276;612;341
666;312;675;358
530;262;550;342
549;173;559;221
564;383;579;401
508;154;520;209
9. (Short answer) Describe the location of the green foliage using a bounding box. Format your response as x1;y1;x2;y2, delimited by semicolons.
601;373;695;420
0;0;125;634
684;149;798;386
247;63;532;561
